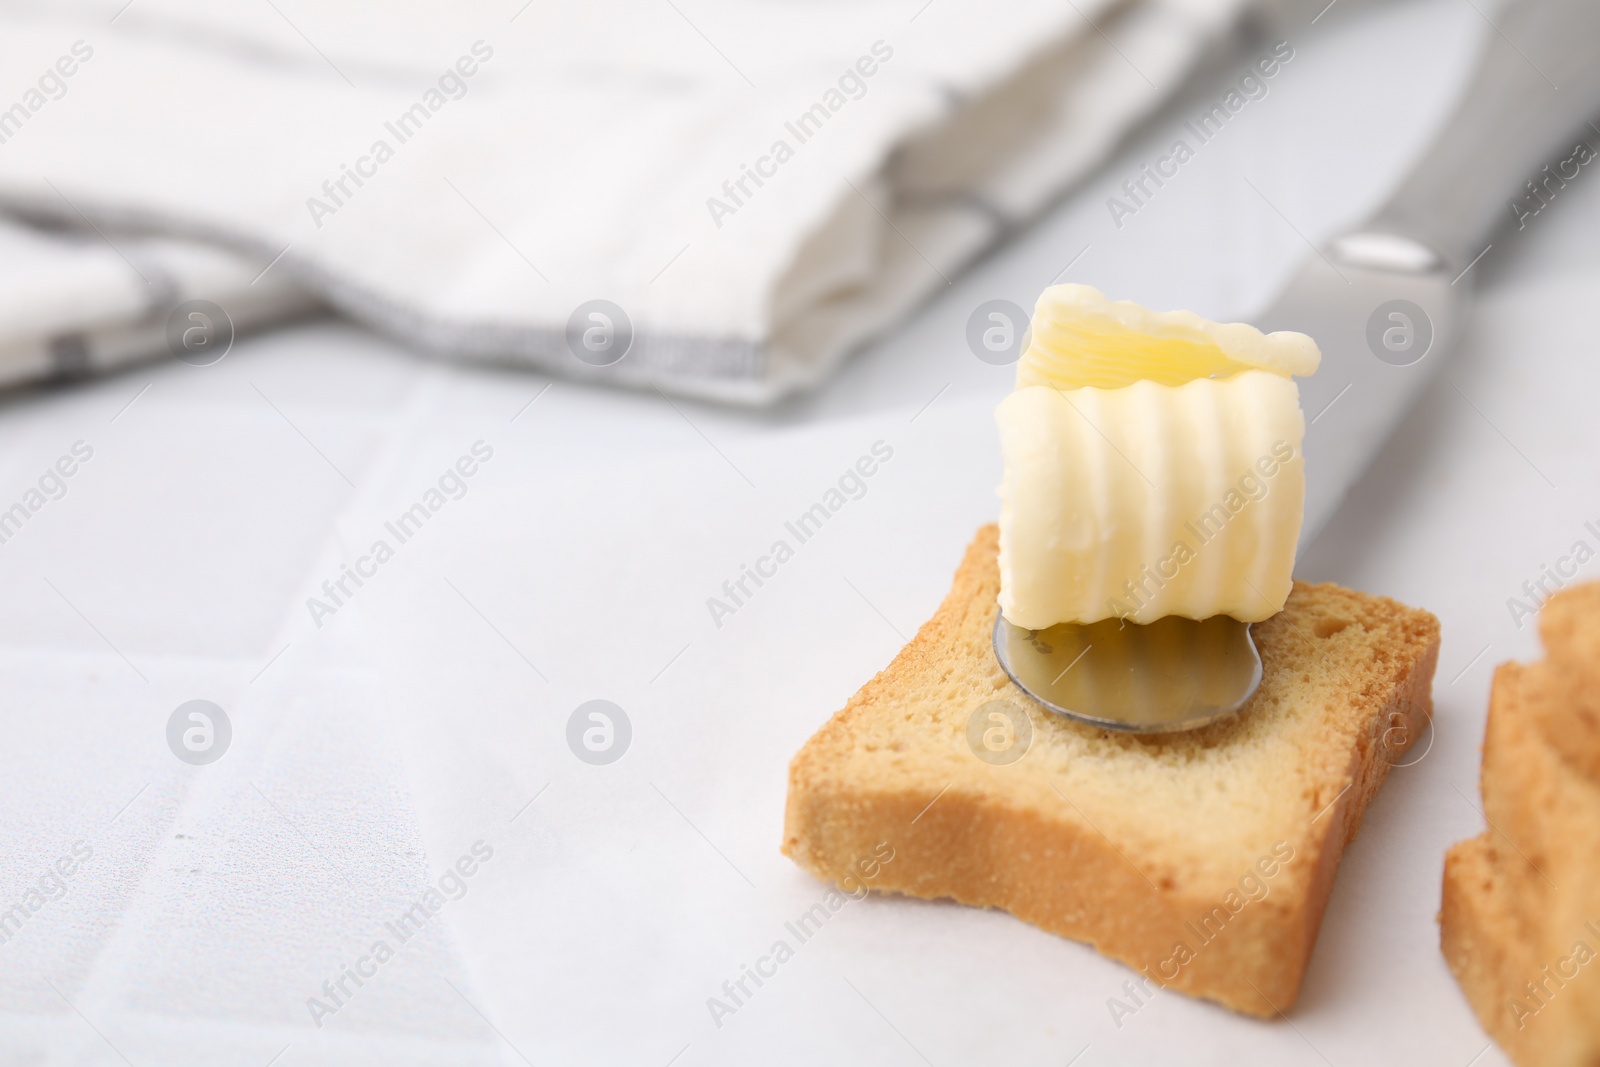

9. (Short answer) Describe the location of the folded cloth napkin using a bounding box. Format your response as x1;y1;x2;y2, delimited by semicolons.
0;215;314;386
0;0;1258;403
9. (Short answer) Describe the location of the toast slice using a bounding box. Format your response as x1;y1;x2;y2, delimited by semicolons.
1440;831;1600;1067
1441;583;1600;1065
783;524;1440;1017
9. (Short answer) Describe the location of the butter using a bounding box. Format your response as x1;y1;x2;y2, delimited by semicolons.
997;285;1318;628
1017;284;1320;390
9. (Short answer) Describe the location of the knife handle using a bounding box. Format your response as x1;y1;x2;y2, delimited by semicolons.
1364;0;1600;270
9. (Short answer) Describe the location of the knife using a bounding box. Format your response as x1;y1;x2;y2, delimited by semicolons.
1256;0;1600;547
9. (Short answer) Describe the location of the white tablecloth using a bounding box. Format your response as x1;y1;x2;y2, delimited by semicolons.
4;0;1584;1063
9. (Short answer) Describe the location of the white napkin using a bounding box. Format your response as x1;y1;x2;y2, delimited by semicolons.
0;216;314;387
0;0;1255;403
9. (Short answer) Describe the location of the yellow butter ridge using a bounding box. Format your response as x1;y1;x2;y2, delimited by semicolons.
1017;283;1320;391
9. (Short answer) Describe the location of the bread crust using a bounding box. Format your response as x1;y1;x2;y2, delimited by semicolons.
1442;834;1551;1065
784;524;1440;1017
1442;582;1600;1065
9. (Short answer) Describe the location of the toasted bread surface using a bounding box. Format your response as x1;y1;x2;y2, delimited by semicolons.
785;525;1440;1016
1444;582;1600;1065
1442;834;1543;1064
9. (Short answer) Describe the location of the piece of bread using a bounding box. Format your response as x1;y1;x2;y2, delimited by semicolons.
1441;583;1600;1065
783;524;1440;1017
1528;584;1600;783
1442;835;1558;1066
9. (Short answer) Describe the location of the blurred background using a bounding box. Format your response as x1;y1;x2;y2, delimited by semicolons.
0;0;1594;1063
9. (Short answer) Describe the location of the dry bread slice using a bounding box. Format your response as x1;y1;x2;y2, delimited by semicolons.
784;525;1439;1016
1439;833;1597;1067
1441;835;1545;1063
1441;583;1600;1065
1528;584;1600;783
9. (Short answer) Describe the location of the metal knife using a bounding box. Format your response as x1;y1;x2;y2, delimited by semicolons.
1255;0;1600;547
